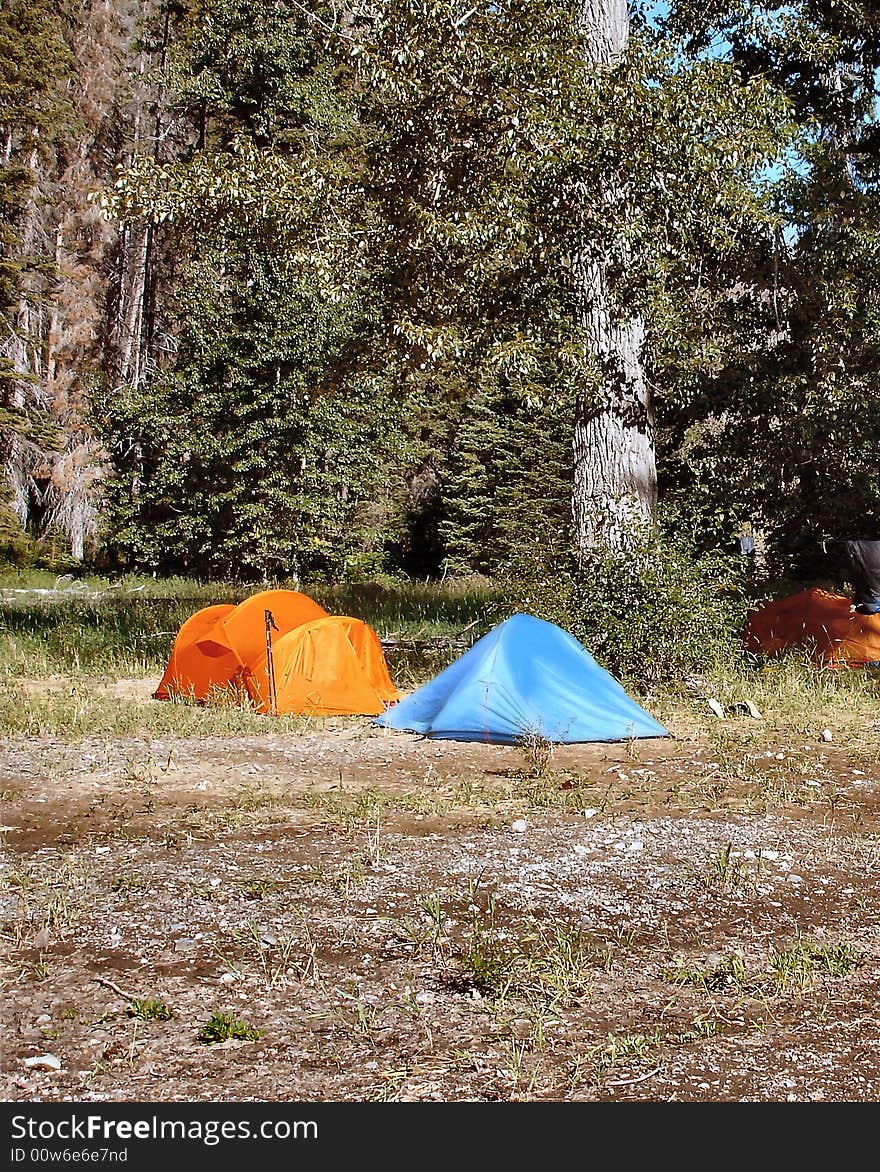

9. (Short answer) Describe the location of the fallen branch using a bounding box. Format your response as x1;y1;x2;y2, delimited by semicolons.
381;619;481;650
93;975;138;1001
605;1066;662;1087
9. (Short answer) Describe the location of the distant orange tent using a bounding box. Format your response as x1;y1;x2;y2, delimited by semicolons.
744;587;880;667
247;615;401;716
155;590;399;715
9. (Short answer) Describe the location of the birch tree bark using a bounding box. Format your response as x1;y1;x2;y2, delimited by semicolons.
572;0;656;556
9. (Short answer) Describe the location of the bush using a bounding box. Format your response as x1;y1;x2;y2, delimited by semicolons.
509;534;752;689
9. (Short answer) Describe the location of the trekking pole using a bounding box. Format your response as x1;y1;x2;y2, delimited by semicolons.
264;609;279;716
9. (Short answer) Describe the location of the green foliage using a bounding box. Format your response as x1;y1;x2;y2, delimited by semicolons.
0;0;74;329
100;240;415;579
0;0;74;143
0;482;35;568
97;0;791;580
197;1010;263;1044
127;998;174;1022
442;385;574;576
657;1;880;572
511;528;751;686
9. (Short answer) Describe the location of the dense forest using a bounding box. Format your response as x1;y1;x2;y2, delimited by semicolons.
2;0;880;592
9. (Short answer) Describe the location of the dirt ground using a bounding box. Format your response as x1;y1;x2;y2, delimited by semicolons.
2;678;880;1103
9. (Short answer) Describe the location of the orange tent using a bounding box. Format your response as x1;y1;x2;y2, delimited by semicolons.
155;589;328;703
195;589;328;670
155;603;238;702
744;587;880;666
247;615;401;716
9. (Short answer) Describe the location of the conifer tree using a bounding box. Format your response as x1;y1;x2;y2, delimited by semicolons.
0;0;73;555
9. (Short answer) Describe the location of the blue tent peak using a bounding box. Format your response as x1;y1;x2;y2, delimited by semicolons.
374;612;669;744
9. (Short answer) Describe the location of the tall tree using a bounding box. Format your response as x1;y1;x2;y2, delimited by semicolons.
0;0;73;550
0;0;180;562
572;0;655;555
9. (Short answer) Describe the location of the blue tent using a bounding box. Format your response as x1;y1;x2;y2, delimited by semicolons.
374;612;669;744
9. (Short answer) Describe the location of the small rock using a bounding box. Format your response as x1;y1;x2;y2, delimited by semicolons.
511;819;528;833
706;698;725;719
23;1054;61;1071
821;729;833;742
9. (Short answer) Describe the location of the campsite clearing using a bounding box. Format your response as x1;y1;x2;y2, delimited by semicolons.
3;674;880;1103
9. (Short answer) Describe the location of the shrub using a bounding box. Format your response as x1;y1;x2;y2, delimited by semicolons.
0;492;36;570
509;532;752;688
127;998;174;1021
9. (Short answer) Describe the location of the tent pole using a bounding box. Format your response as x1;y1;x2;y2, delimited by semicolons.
264;609;279;716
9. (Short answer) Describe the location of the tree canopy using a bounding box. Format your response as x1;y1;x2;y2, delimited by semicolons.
1;0;878;586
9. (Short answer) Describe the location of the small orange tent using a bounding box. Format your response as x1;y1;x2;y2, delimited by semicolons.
247;615;401;716
744;587;880;666
155;603;238;702
196;589;328;670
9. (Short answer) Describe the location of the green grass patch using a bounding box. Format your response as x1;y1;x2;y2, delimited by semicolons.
769;938;866;992
0;679;317;738
196;1011;263;1044
127;998;174;1022
0;572;506;681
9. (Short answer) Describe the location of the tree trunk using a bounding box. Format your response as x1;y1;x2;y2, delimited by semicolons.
571;0;656;557
110;0;169;389
113;217;152;387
